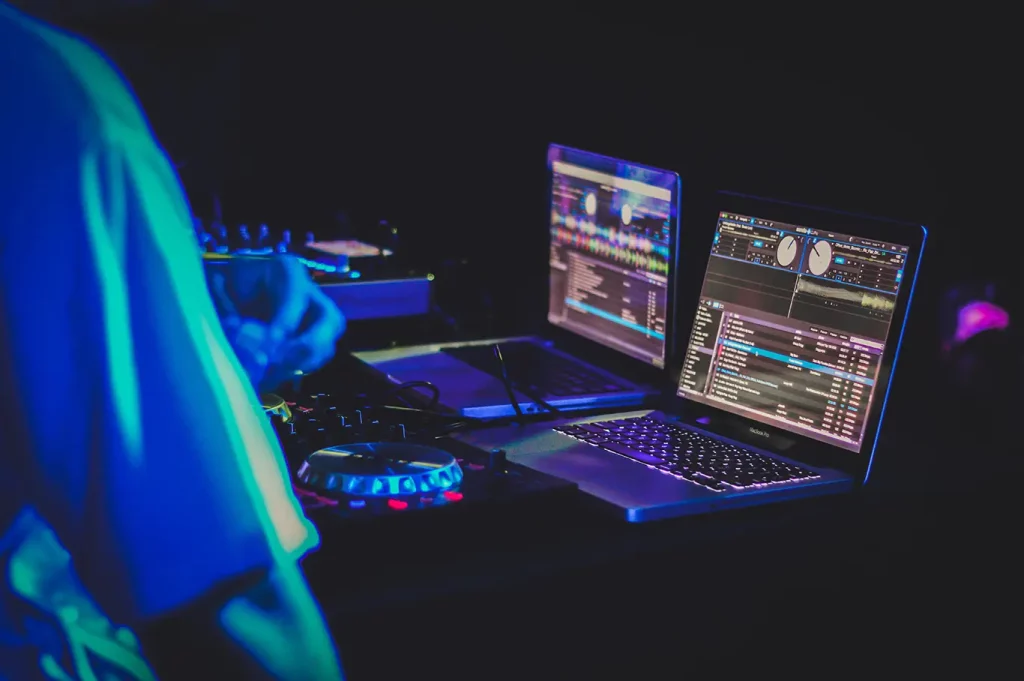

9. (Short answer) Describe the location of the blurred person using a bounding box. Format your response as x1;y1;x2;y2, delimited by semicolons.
0;2;345;679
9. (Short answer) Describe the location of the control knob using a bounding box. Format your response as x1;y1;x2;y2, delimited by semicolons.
212;222;230;253
277;230;292;253
238;224;252;250
488;448;507;471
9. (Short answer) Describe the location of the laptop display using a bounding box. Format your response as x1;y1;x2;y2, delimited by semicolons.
546;145;680;368
678;211;910;452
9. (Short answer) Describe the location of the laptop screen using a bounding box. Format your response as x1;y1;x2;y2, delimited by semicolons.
677;211;910;452
547;145;679;368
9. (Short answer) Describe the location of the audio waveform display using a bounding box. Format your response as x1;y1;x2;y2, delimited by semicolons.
796;278;896;312
553;227;669;275
551;212;670;259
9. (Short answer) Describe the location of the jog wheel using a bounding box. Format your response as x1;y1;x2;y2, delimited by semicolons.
296;442;463;497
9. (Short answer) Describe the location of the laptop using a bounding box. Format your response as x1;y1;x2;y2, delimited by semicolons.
455;192;927;521
353;144;683;419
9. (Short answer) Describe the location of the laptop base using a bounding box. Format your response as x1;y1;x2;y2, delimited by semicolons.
353;337;653;419
454;410;853;522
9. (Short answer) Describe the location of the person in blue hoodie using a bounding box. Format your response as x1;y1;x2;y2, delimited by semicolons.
0;2;345;678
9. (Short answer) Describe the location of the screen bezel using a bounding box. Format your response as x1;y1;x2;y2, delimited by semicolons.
666;191;927;483
544;143;683;380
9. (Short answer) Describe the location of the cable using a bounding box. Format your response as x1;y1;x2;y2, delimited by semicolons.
527;388;561;417
492;344;525;424
491;344;561;418
386;380;440;409
375;353;561;420
372;404;475;421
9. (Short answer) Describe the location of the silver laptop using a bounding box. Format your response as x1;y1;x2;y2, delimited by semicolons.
456;192;927;521
354;144;682;419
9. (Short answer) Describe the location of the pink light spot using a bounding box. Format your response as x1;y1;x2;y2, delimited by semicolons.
954;301;1010;344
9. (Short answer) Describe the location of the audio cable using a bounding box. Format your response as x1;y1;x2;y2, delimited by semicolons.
492;344;525;424
386;380;441;410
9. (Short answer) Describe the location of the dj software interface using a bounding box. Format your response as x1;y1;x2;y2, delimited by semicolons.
678;212;908;452
547;156;675;367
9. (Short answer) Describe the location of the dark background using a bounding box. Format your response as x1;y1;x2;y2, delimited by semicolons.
36;1;1015;282
40;1;1016;358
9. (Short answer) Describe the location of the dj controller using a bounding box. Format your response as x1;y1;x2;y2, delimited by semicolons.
264;391;578;530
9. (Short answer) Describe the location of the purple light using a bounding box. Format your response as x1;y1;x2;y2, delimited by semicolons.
954;301;1010;344
293;486;338;508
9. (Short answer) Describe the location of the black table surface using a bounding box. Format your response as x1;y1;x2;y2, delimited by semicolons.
305;487;859;613
295;353;1022;679
300;416;1021;679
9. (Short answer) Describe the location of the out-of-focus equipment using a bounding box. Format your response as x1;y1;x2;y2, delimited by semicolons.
194;216;431;321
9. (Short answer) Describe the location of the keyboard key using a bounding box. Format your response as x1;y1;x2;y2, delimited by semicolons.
600;442;663;465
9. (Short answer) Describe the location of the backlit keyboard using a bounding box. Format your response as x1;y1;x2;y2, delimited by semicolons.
554;416;819;492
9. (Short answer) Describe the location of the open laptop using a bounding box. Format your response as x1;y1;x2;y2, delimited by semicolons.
456;192;927;521
353;144;683;419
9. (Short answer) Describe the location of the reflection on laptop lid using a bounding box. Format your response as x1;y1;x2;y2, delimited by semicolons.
546;144;681;369
677;201;924;464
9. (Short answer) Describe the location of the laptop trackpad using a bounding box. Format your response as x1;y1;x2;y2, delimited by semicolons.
458;422;706;509
369;352;531;411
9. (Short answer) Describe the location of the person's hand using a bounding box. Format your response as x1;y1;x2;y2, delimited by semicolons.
206;256;345;391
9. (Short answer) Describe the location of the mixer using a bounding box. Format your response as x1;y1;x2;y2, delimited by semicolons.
194;219;394;273
267;392;578;523
197;219;433;320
